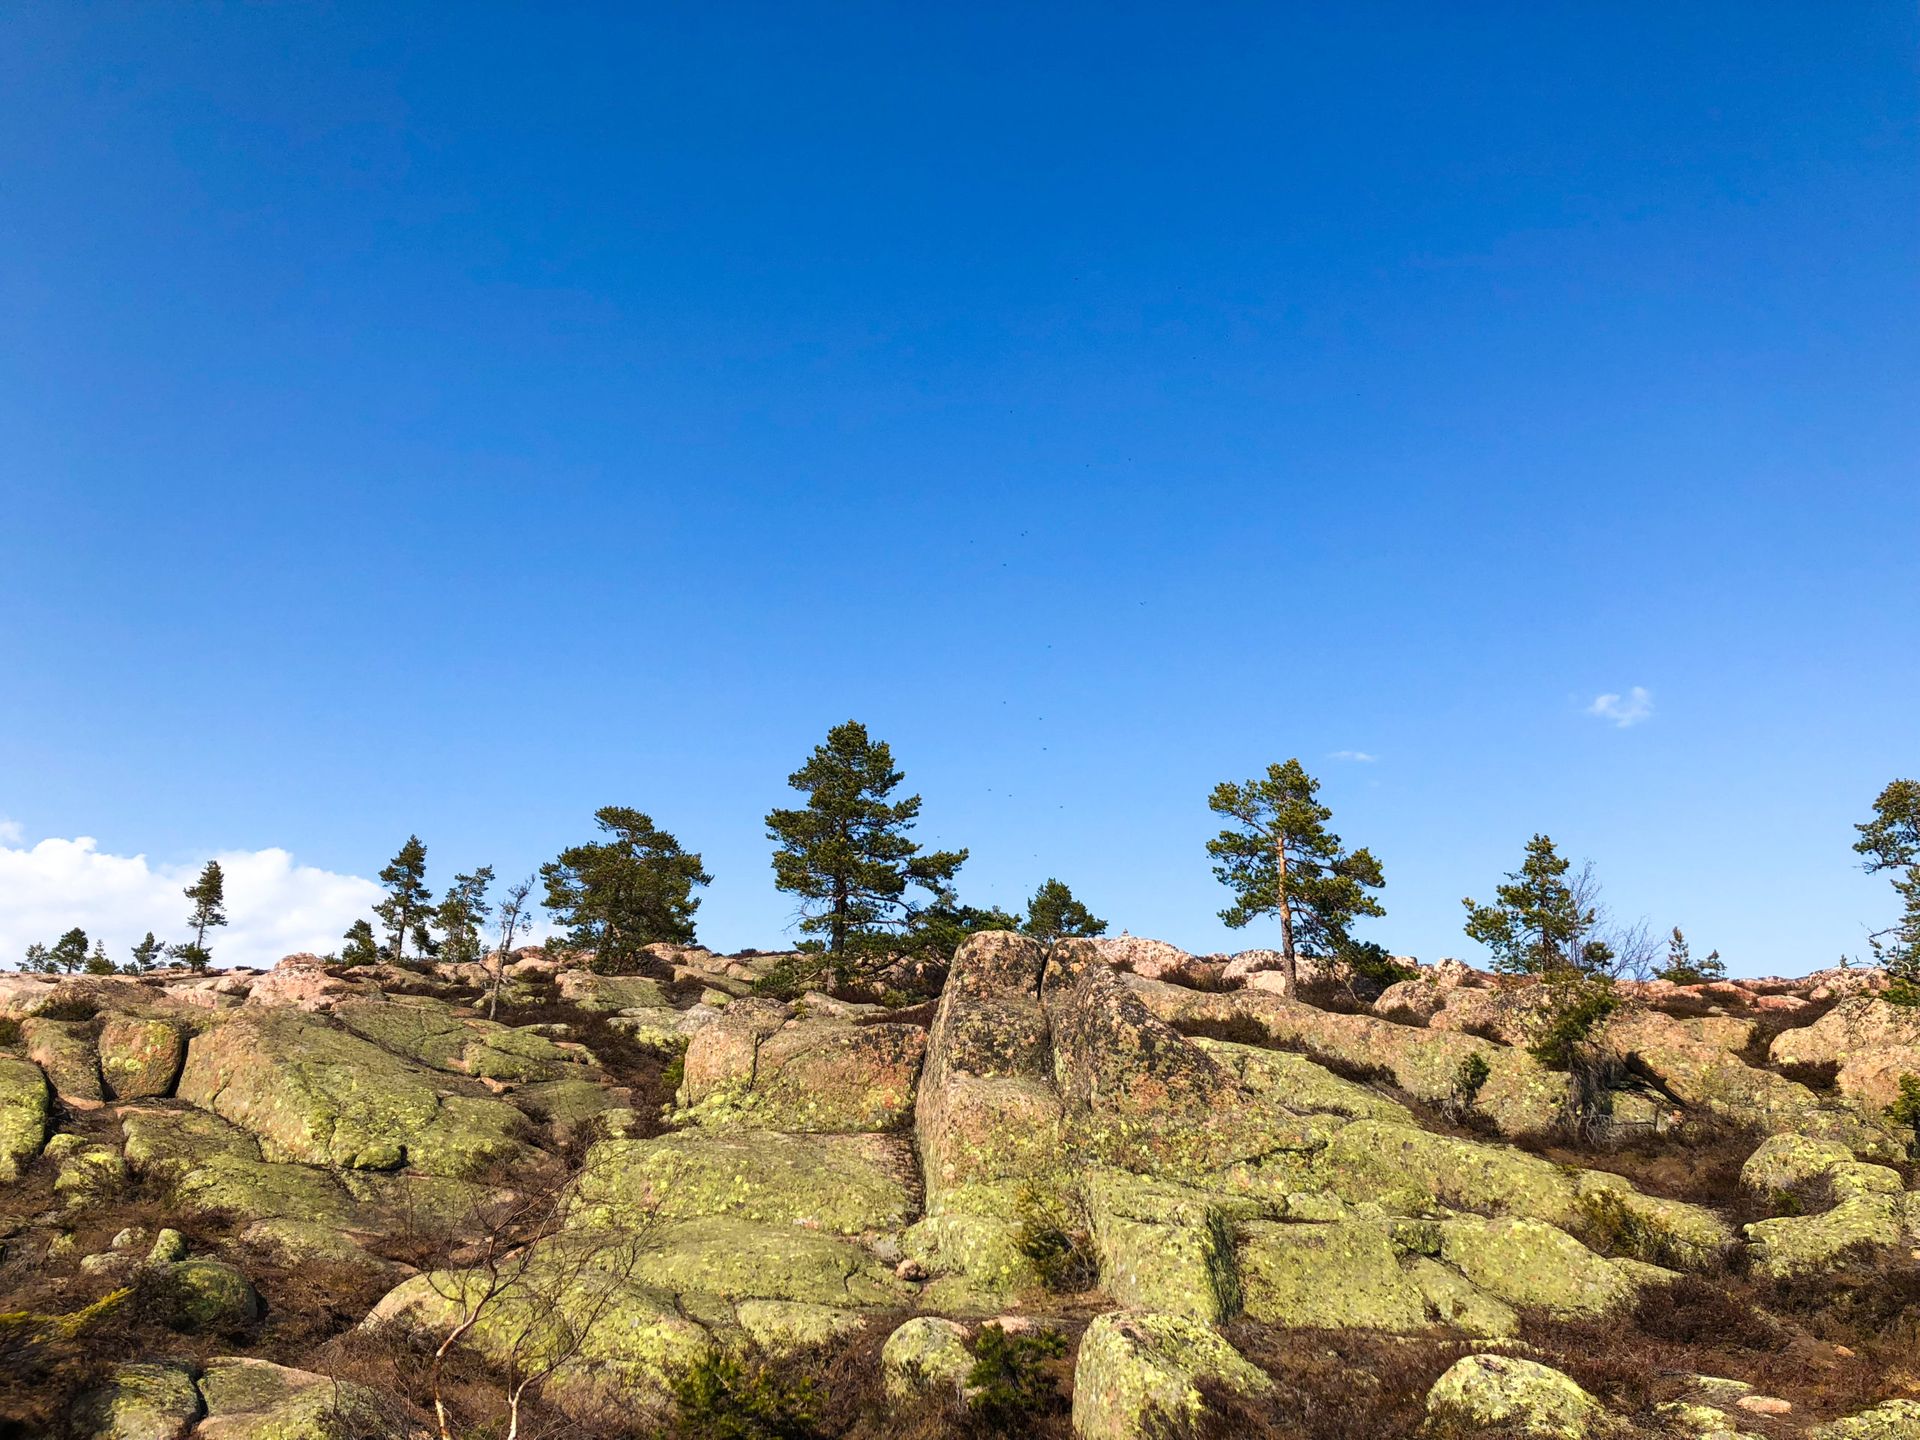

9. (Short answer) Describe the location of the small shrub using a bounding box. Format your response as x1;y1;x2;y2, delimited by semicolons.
0;1016;20;1046
1888;1074;1920;1159
660;1046;687;1097
1886;977;1920;1008
669;1350;822;1440
1447;1053;1491;1114
1529;979;1620;1071
965;1323;1068;1432
1013;1188;1098;1294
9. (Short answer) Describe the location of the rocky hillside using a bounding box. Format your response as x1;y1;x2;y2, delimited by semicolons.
4;936;1920;1440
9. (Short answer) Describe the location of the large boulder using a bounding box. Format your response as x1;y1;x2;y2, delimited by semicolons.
193;1356;393;1440
176;1009;529;1175
22;1017;104;1105
676;1016;926;1132
881;1316;974;1400
154;1257;263;1332
67;1361;203;1440
1425;1354;1602;1438
1070;1309;1272;1440
97;1017;186;1100
553;971;671;1012
0;1055;50;1180
1739;1133;1915;1278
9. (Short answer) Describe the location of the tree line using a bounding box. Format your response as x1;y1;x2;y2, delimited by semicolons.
15;725;1919;1000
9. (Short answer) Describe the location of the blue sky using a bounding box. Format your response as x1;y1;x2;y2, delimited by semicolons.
1;4;1915;972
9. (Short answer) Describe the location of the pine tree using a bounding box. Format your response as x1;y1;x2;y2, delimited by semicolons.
1856;779;1920;986
23;942;51;973
179;860;228;969
435;866;495;965
375;837;433;965
85;940;114;975
1462;835;1605;977
128;932;165;974
48;928;90;974
1206;759;1385;997
541;809;710;973
766;721;967;981
1656;926;1726;985
340;918;380;967
1021;879;1108;942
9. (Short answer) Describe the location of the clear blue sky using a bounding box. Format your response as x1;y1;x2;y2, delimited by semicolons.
2;4;1915;973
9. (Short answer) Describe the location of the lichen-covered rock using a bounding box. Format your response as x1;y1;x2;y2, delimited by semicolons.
1193;1038;1413;1124
367;1261;709;1409
571;1130;916;1234
175;1157;363;1228
1071;1309;1271;1440
67;1361;203;1440
0;1054;50;1180
1427;1216;1634;1316
881;1316;973;1399
735;1299;867;1354
1237;1220;1445;1332
676;1018;926;1133
96;1017;186;1100
120;1105;263;1179
1809;1399;1920;1440
23;1016;104;1104
156;1257;262;1332
623;1216;910;1308
1318;1120;1731;1268
239;1219;401;1284
1083;1169;1250;1323
553;971;671;1012
52;1137;129;1204
1119;975;1564;1135
1740;1133;1913;1277
1602;1008;1892;1154
176;1009;529;1175
194;1355;392;1440
334;995;590;1082
1426;1354;1602;1438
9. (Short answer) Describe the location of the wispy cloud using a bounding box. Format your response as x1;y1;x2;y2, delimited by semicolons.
0;818;21;845
1587;686;1654;728
1329;750;1378;763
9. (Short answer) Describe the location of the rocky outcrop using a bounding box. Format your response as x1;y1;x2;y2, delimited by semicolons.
1071;1310;1271;1440
176;1009;530;1175
1771;997;1920;1111
676;1008;926;1132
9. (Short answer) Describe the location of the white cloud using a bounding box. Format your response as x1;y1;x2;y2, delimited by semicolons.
0;834;386;969
1587;686;1654;728
0;818;21;845
1329;750;1378;763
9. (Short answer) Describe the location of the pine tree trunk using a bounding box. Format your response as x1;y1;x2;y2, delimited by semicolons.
1275;834;1298;998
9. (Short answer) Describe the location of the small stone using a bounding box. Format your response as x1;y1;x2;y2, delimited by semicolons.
895;1257;927;1281
147;1229;188;1264
111;1226;148;1251
1738;1396;1792;1416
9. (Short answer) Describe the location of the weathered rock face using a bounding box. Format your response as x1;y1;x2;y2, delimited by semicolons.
1071;1309;1271;1440
1426;1354;1601;1438
676;1009;927;1132
176;1009;530;1175
23;1017;105;1105
0;1054;50;1180
1771;996;1920;1111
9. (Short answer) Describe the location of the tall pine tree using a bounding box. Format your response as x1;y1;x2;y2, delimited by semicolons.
375;837;433;965
128;932;165;974
1206;759;1385;996
766;720;966;981
1461;835;1602;977
175;860;228;970
435;866;495;965
541;809;710;973
1856;779;1920;984
49;928;90;974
